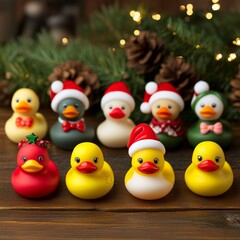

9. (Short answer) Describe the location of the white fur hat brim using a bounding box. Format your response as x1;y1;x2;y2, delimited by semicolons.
101;91;135;111
128;139;165;157
149;91;184;111
51;89;89;112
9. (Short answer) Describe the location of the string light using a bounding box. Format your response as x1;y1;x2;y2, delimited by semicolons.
233;37;240;46
129;10;142;23
212;0;219;3
61;37;69;46
228;53;237;61
205;12;213;20
180;5;186;11
195;44;201;49
152;13;161;21
212;3;220;11
215;53;223;61
119;39;126;47
134;30;140;36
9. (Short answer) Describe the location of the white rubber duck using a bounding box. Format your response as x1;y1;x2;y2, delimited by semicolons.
97;81;135;148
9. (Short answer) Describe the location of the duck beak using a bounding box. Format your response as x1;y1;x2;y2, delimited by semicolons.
62;105;79;118
198;160;219;172
15;100;31;113
77;161;97;174
21;160;44;173
199;105;216;118
138;162;159;174
109;107;125;119
156;106;172;119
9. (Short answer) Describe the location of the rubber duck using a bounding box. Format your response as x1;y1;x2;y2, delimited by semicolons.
124;123;175;200
5;88;48;143
97;81;135;148
65;142;114;199
187;81;233;148
49;80;95;150
184;141;233;196
140;82;185;149
11;133;60;198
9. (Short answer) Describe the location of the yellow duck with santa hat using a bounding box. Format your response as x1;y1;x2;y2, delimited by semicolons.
187;80;233;148
125;123;175;200
97;81;135;148
140;82;185;149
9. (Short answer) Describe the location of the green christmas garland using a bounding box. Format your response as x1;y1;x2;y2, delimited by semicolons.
0;3;239;122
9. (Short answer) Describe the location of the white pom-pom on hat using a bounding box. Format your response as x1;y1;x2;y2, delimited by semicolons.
194;80;209;95
140;102;151;114
145;81;158;95
51;80;63;93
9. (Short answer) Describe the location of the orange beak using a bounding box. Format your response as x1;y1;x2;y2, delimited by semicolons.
21;160;44;173
156;106;172;119
199;105;216;118
15;100;31;113
62;105;79;118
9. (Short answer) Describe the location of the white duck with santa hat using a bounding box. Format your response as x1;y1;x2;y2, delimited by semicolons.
97;81;136;148
187;80;233;148
49;80;95;150
140;81;185;149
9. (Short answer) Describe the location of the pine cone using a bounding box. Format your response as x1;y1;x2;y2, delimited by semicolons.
125;31;164;75
230;65;240;108
155;55;199;102
48;60;100;106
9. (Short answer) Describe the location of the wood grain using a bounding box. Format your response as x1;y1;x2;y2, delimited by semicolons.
0;108;240;239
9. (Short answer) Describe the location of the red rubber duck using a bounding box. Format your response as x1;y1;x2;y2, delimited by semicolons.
11;133;60;198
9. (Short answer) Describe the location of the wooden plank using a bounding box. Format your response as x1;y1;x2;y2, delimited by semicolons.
0;210;240;239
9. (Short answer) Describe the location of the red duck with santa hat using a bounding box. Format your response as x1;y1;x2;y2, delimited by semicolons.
124;123;175;200
97;81;136;148
140;81;185;149
49;80;95;150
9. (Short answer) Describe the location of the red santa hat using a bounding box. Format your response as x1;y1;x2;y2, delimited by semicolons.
101;81;135;111
140;82;184;114
127;123;165;157
50;80;89;112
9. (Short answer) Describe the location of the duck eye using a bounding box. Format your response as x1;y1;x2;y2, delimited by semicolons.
197;155;202;161
212;103;216;108
215;156;220;162
27;98;31;103
38;156;44;162
75;157;80;163
138;158;143;164
121;105;125;110
108;105;113;110
168;105;172;109
21;156;27;162
200;103;205;108
157;105;161;109
154;158;159;164
74;103;79;108
63;103;67;108
94;157;98;163
16;98;20;103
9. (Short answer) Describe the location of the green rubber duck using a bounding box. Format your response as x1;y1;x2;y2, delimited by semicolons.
187;81;233;148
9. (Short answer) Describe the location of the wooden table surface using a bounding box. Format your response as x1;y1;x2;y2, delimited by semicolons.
0;108;240;239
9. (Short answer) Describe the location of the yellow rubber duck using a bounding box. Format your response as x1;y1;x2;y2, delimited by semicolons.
65;142;114;199
125;123;175;200
185;141;233;197
5;88;47;143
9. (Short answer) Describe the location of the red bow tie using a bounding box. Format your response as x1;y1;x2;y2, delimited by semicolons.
62;120;85;132
16;117;34;128
200;122;223;135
